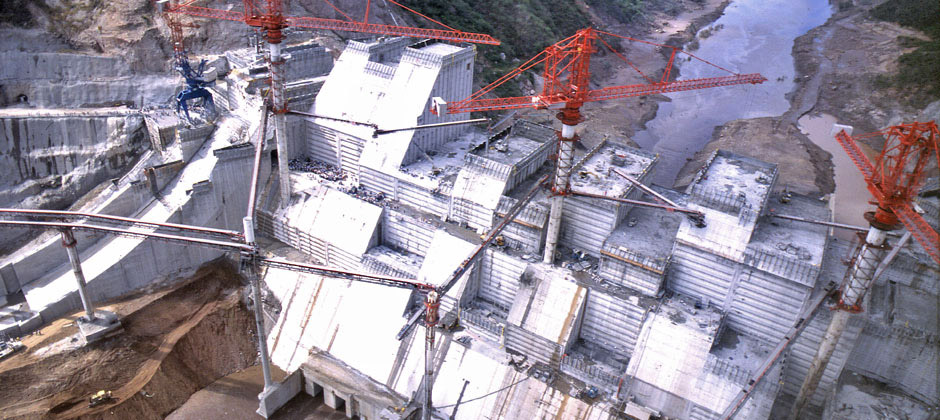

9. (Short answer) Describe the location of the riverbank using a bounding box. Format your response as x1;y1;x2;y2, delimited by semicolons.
676;0;940;196
515;0;733;148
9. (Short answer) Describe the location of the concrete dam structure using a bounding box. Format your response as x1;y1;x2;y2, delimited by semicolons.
1;26;937;420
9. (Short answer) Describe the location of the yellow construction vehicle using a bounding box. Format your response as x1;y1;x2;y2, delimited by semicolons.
88;390;113;408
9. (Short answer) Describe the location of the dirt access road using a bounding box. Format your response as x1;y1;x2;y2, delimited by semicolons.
0;260;257;420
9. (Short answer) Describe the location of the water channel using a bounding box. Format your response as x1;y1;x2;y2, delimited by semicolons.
634;0;834;186
798;113;879;239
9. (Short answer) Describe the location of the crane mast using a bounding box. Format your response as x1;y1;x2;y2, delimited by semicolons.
790;121;939;419
434;27;766;263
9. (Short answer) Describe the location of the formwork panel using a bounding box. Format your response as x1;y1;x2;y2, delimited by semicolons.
477;249;527;311
381;208;437;256
598;247;667;297
305;122;340;166
727;269;808;342
669;244;735;306
561;198;618;256
579;290;646;358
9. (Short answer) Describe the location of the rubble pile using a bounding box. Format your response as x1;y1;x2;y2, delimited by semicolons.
341;185;387;207
288;158;347;181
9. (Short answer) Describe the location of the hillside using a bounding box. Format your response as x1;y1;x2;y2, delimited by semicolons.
3;0;706;89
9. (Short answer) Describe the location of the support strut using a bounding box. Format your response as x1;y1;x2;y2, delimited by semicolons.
59;228;96;321
789;211;892;419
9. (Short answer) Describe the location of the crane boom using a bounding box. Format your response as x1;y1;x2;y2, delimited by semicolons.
834;122;939;264
168;4;500;45
446;73;766;114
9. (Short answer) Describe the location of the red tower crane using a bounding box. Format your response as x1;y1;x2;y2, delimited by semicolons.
791;121;939;419
161;0;500;209
431;27;767;263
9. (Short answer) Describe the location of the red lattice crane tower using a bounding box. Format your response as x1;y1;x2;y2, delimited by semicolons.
163;0;500;208
432;28;766;263
791;121;939;419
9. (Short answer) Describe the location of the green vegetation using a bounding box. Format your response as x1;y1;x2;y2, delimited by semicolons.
405;0;592;97
586;0;647;23
870;0;940;103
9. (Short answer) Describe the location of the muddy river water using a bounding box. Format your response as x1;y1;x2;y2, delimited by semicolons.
798;113;879;239
634;0;834;186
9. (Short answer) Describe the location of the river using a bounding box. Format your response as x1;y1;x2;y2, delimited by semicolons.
633;0;834;187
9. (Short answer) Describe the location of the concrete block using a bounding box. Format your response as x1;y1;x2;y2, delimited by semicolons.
323;387;345;411
1;263;19;295
0;323;19;338
304;377;322;397
256;369;303;418
77;310;123;344
17;311;42;335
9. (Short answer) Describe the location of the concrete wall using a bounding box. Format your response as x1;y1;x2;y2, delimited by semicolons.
282;43;333;81
211;143;261;231
179;124;215;163
598;245;668;297
380;207;438;256
725;268;809;343
668;243;736;308
579;289;647;358
846;321;938;404
407;43;475;164
476;249;527;312
360;167;449;219
304;122;342;167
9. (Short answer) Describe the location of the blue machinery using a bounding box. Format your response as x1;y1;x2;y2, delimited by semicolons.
175;56;216;125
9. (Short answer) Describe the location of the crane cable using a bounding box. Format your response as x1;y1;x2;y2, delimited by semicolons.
435;375;531;409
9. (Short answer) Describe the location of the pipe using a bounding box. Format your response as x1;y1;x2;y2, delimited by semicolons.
247;105;269;221
0;220;253;252
610;167;680;208
60;229;96;321
285;109;378;130
872;231;910;282
373;118;489;136
789;224;889;419
0;208;242;239
543;121;577;263
770;213;869;232
247;263;274;390
569;190;703;216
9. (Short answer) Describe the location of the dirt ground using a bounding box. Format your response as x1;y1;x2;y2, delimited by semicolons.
675;0;936;195
0;260;258;420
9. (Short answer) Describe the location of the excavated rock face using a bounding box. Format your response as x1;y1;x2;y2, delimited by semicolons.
0;114;146;209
